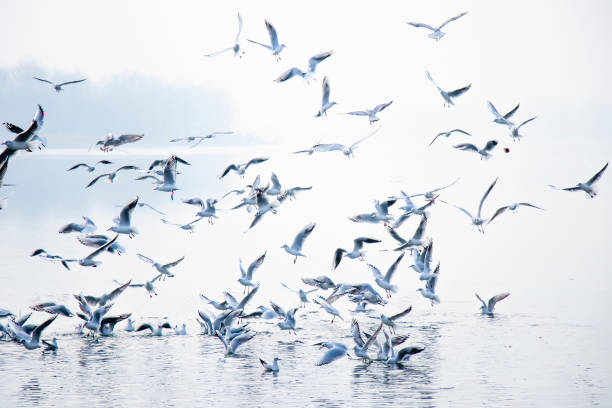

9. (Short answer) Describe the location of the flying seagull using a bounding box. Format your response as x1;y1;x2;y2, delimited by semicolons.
0;105;44;160
275;51;333;83
67;160;112;172
281;223;316;263
406;12;468;41
549;162;608;198
86;165;140;188
429;129;471;147
315;76;338;117
219;157;268;178
487;202;543;225
137;254;185;279
108;197;139;237
93;134;143;152
509;117;537;141
205;12;245;58
248;20;286;60
346;101;393;124
33;77;86;92
487;101;520;126
426;71;471;107
170;131;233;148
333;237;381;270
454;140;498;160
446;178;498;233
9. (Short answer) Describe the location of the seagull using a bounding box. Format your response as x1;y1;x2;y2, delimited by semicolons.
275;51;333;83
74;295;114;335
238;252;266;293
136;322;173;336
249;188;279;230
137;254;185;279
63;235;119;268
454;140;498;160
281;223;316;263
313;296;343;323
487;101;520;126
10;315;57;350
429;129;471;146
277;186;313;202
259;357;281;373
100;314;131;336
248;20;286;60
351;320;383;360
476;292;510;316
390;216;429;251
280;282;317;307
410;178;459;201
214;330;255;355
380;305;413;334
426;71;471;107
309;125;382;158
108;197;139;237
83;280;132;307
161;217;203;232
315;76;338;117
417;264;440;305
30;249;70;270
204;12;245;58
265;173;283;196
58;216;96;234
78;234;125;255
301;276;336;290
314;342;349;366
219;157;268;179
119;274;164;298
446;178;498;233
93;134;144;152
183;198;218;223
487;202;544;225
30;302;74;317
333;237;381;270
86;165;140;188
346;101;393;124
224;286;260;312
368;253;405;298
406;12;467;41
350;198;397;225
33;77;86;92
67;160;112;172
153;155;180;199
385;338;424;366
2;112;47;151
509;117;537;141
170;131;233;148
0;105;44;160
549;162;608;198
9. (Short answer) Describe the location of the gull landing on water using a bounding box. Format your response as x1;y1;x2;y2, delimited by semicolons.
346;101;393;124
248;20;286;60
204;13;245;58
281;223;316;263
426;71;471;107
406;12;468;41
549;162;608;198
476;292;510;316
33;77;86;92
274;51;333;83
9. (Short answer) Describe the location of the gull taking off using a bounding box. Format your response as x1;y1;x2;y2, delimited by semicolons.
406;12;468;41
549;162;608;198
275;51;333;83
281;223;316;263
238;252;266;292
33;77;86;92
248;20;286;60
426;71;471;107
368;253;405;298
509;117;537;141
476;292;510;315
346;101;393;124
205;13;245;58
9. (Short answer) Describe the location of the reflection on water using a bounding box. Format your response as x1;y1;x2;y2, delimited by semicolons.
0;155;611;407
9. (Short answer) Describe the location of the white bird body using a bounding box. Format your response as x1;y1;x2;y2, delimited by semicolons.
281;223;316;263
426;71;471;107
259;357;281;372
346;101;393;124
549;163;608;198
205;13;245;58
108;197;139;237
248;20;286;59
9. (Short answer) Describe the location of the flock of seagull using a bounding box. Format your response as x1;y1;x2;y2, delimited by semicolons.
0;9;609;375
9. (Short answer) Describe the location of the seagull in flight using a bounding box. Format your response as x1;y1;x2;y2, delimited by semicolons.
83;280;132;307
63;235;119;268
204;12;245;58
549;162;608;198
93;134;143;152
346;101;393;124
33;77;86;92
429;129;471;147
315;76;338;117
219;157;268;179
154;155;180;199
476;292;510;315
314;342;349;366
118;274;164;298
30;249;70;270
417;264;440;305
58;216;96;234
281;223;316;263
137;254;185;279
78;234;125;255
86;165;140;188
183;198;219;223
9;315;57;350
313;296;343;323
487;202;543;225
299;126;382;158
426;71;471;107
67;160;112;172
368;253;405;298
390;215;429;251
170;131;233;148
406;12;468;41
275;51;333;83
410;178;459;201
238;252;266;293
280;282;317;307
248;20;286;60
446;178;498;233
509;117;537;141
487;101;520;126
333;237;381;270
454;140;498;160
161;217;203;232
0;105;44;159
108;197;139;237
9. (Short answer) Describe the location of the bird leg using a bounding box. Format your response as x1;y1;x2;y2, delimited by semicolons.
293;256;297;264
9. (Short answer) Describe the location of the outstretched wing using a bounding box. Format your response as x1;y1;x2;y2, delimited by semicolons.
245;157;268;169
438;11;468;29
477;178;498;219
247;39;272;50
389;305;412;321
204;47;234;57
586;162;608;186
292;223;316;250
488;292;510;311
274;67;305;82
3;123;24;134
57;78;87;87
246;252;266;279
351;319;365;348
453;143;478;153
86;173;109;188
386;225;407;244
482;140;498;153
119;197;139;227
385;253;405;281
321;76;331;106
265;20;279;48
475;293;486;308
308;50;333;72
412;216;428;240
516;116;537;130
219;163;239;178
448;84;471;98
350;125;382;150
487;206;509;225
367;263;384;280
425;71;442;92
406;22;435;31
487;101;502;118
373;100;393;113
164;256;185;269
33;77;54;85
236;12;243;43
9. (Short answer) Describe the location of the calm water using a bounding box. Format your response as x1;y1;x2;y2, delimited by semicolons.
0;149;611;407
